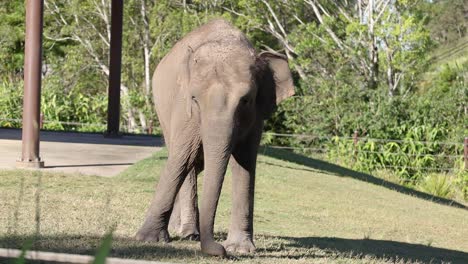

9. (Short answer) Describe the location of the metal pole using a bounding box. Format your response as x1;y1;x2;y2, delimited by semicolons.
17;0;44;168
106;0;124;137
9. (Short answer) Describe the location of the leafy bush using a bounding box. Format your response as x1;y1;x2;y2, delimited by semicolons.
418;174;454;198
41;81;107;132
0;79;23;128
454;171;468;200
327;125;463;180
0;77;108;132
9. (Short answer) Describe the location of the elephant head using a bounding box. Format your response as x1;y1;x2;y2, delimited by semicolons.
179;39;294;255
182;40;294;141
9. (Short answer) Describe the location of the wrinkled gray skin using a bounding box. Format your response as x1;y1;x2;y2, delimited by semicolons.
136;19;294;257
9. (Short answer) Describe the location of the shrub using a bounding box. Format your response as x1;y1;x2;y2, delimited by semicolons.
0;79;23;128
418;173;454;198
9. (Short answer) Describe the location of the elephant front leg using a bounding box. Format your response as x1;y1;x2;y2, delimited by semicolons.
224;146;257;254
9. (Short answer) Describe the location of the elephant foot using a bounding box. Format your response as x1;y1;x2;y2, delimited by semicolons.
170;221;200;241
201;239;227;257
180;224;200;241
182;233;200;241
135;228;171;243
223;234;256;254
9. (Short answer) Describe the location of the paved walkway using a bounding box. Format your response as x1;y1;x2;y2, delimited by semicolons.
0;248;172;264
0;129;163;177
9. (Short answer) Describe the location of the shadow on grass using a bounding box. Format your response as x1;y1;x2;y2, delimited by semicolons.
0;234;197;260
267;236;468;264
2;234;467;263
259;147;467;210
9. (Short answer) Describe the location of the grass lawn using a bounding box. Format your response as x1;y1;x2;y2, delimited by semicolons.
430;35;468;68
0;148;467;263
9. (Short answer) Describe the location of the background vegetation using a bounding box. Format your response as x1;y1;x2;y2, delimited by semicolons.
0;0;467;197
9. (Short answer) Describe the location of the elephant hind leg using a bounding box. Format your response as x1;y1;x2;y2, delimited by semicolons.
135;158;185;242
136;125;200;242
168;192;181;235
136;142;199;242
168;167;200;241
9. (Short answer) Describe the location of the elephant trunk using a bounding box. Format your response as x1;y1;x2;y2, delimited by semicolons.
199;119;233;256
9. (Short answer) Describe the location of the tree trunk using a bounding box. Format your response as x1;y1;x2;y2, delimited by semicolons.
138;109;148;132
140;0;152;98
368;0;379;90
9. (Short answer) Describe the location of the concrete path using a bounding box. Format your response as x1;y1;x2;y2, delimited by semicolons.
0;248;172;264
0;129;163;177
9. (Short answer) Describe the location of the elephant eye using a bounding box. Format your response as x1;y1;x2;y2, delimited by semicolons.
240;97;249;105
191;96;200;107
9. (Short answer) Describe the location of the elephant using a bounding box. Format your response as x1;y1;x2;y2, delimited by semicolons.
135;19;294;257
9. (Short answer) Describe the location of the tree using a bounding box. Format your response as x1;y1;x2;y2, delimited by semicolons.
0;1;25;80
0;0;459;143
44;0;145;130
378;1;431;96
42;0;219;132
427;0;467;43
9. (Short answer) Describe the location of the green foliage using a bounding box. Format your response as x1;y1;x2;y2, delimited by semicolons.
414;60;468;141
418;174;454;199
40;74;107;132
0;1;25;78
0;0;466;187
14;239;32;264
425;0;467;43
455;172;468;200
92;229;114;264
0;77;107;132
0;79;23;128
328;125;463;179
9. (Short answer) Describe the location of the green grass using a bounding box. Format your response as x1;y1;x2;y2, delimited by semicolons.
0;148;467;263
420;36;468;89
430;36;468;68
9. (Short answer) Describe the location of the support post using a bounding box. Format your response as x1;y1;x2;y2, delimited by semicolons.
353;130;359;161
39;113;44;129
148;120;153;135
17;0;45;168
464;137;468;171
106;0;124;137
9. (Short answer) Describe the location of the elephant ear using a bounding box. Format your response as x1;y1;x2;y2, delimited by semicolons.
256;51;295;119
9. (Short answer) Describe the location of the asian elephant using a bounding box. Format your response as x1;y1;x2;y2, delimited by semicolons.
136;19;294;256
